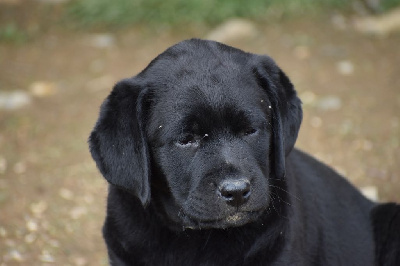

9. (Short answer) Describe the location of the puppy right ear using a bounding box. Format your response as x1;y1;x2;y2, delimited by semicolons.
252;56;302;180
88;79;150;206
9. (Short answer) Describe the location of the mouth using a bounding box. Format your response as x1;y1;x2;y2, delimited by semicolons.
179;209;266;230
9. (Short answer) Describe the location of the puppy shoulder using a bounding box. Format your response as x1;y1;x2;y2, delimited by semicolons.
371;203;400;266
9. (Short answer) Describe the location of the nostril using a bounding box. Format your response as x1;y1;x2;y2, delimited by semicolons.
218;178;251;207
223;193;234;200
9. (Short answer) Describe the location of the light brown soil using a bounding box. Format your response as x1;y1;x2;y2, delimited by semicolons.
0;17;399;265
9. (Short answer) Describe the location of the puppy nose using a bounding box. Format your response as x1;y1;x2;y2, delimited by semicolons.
218;179;251;207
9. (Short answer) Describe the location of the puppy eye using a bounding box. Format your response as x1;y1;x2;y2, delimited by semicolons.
177;135;198;146
244;128;257;136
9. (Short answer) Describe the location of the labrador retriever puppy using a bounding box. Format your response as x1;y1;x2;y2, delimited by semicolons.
89;39;399;266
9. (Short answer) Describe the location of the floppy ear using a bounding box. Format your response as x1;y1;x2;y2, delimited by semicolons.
89;78;150;206
253;56;302;179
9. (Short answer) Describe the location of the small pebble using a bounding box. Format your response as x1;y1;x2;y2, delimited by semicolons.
70;206;87;219
59;188;74;200
331;14;347;30
206;18;258;42
0;226;7;237
30;201;48;215
86;33;115;48
29;81;57;97
310;116;322;128
39;250;55;263
7;249;24;262
0;91;31;110
316;96;342;111
13;161;26;174
26;219;39;232
299;91;317;105
360;186;379;201
24;233;37;243
336;60;354;76
0;156;7;174
73;257;88;266
48;239;60;248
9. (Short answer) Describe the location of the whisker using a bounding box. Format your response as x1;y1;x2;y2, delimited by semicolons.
202;231;212;250
270;191;292;207
268;184;301;202
269;195;281;216
269;194;289;220
267;177;284;181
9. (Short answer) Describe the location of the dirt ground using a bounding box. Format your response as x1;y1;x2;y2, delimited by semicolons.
0;16;399;265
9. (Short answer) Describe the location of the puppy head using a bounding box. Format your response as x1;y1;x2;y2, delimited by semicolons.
89;39;302;229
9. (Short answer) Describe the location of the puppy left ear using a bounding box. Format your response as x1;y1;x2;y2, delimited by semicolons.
88;78;151;206
253;56;302;179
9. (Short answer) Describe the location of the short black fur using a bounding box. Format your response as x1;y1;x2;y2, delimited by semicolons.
371;203;400;266
89;39;399;266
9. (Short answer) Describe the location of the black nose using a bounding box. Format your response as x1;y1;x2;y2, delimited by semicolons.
218;179;251;207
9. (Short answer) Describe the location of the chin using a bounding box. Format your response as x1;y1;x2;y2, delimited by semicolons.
180;210;267;230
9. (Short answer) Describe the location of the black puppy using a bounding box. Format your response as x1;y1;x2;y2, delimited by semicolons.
89;39;399;265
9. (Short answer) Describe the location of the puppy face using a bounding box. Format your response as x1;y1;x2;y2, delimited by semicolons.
147;75;273;229
89;39;302;230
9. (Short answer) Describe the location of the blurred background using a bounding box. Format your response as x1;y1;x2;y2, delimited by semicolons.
1;0;399;265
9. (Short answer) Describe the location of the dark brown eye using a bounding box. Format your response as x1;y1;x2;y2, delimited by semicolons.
178;135;197;146
244;128;257;136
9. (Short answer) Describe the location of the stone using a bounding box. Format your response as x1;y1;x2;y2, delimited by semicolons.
360;186;379;201
0;91;31;110
336;60;354;76
353;7;400;37
316;96;342;111
86;34;116;48
206;19;258;43
29;81;57;97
